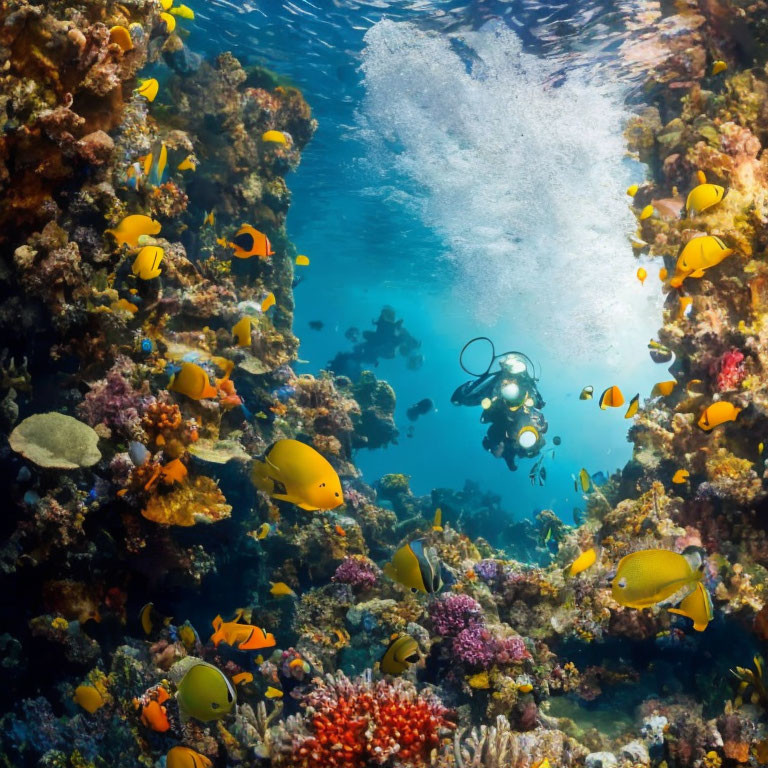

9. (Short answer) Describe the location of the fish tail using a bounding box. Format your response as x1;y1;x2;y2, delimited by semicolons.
251;459;276;494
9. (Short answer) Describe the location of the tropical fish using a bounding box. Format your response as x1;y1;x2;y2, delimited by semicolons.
712;60;727;75
651;380;677;397
626;184;639;197
136;78;159;103
636;267;647;284
639;204;654;220
169;363;218;400
296;254;310;266
256;522;271;539
251;439;344;511
668;581;713;632
139;602;171;635
228;225;274;259
210;614;276;651
167;746;213;768
518;682;534;694
383;539;442;594
177;154;196;171
698;401;741;431
232;672;253;686
74;684;105;713
672;469;689;484
686;173;726;215
648;339;672;364
269;581;296;598
567;547;596;577
669;235;733;287
380;634;420;675
265;686;283;699
178;622;198;651
432;507;443;532
759;442;764;456
262;130;288;144
170;4;195;19
145;143;168;186
599;385;624;409
159;11;176;32
132;246;164;280
176;662;236;722
140;697;171;732
334;524;346;537
261;293;276;312
625;394;639;419
109;25;133;51
659;267;668;281
203;211;215;227
106;215;161;248
232;317;253;347
579;385;594;400
577;468;590;492
532;760;552;768
160;0;173;8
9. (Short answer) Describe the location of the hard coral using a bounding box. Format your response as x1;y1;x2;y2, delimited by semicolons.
331;555;381;590
141;475;232;526
428;594;484;638
711;348;746;392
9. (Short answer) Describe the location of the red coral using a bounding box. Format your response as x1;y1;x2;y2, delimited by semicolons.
289;674;453;768
711;348;745;392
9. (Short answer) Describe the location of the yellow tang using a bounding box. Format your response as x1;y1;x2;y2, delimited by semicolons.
170;3;195;18
577;468;590;492
106;214;161;248
612;549;703;609
698;401;741;431
232;317;253;347
251;439;344;511
624;394;639;419
567;547;597;577
384;539;442;594
686;179;726;215
652;380;677;397
626;184;639;197
639;204;654;220
262;130;288;144
669;235;733;288
136;78;159;103
636;267;647;284
380;634;420;675
167;746;212;768
432;507;443;532
265;686;283;699
159;12;176;32
579;385;593;400
668;581;713;631
672;469;689;484
599;385;624;409
169;363;218;400
711;60;727;75
176;662;236;722
132;246;164;280
261;293;276;312
177;154;196;171
295;254;310;266
74;685;105;714
269;581;296;598
109;25;133;51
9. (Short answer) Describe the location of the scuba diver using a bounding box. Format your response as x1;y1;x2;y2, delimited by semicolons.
452;337;548;472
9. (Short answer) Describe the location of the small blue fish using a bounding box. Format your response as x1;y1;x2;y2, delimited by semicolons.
140;338;153;354
272;385;296;402
591;471;608;486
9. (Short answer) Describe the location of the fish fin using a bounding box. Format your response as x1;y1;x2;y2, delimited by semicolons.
212;615;223;630
689;269;706;278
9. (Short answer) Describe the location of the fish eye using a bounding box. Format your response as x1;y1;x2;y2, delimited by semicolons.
618;577;627;589
319;482;326;487
334;492;340;497
211;702;220;709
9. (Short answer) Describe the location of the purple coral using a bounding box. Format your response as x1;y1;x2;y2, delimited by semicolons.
494;634;530;664
451;624;496;669
475;559;502;582
332;555;380;590
428;593;483;637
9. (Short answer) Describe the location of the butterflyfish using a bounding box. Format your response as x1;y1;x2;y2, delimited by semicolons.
176;662;236;722
639;204;654;220
139;602;171;635
626;184;639;197
265;686;283;699
261;292;275;312
232;672;253;686
672;469;690;484
269;581;297;598
109;25;133;51
648;340;672;364
262;130;288;144
132;246;164;280
579;385;594;400
106;214;161;248
383;539;442;594
651;380;677;397
232;317;253;347
567;547;597;577
177;154;196;171
210;614;275;651
577;468;590;492
203;211;215;227
668;581;713;631
230;225;274;259
136;78;159;103
380;634;420;675
698;401;741;431
625;394;639;419
637;267;647;284
712;60;727;75
169;363;218;400
432;507;443;532
669;235;733;287
167;746;213;768
170;3;195;18
74;685;105;713
686;176;726;215
295;254;310;266
251;439;343;511
599;385;624;409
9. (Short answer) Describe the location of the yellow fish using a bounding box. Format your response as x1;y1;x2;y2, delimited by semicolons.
432;507;443;532
380;634;420;675
612;548;705;611
177;154;196;171
169;362;218;400
270;581;297;598
532;761;552;768
599;385;624;409
177;662;236;722
636;267;647;284
252;439;344;511
232;317;253;347
160;0;173;8
624;394;639;419
265;686;283;698
626;184;639;197
639;204;654;220
517;682;533;694
384;539;442;594
109;25;133;51
74;685;105;714
669;235;733;288
579;385;593;400
262;130;288;144
686;175;726;215
567;547;596;577
138;602;171;635
712;60;727;75
295;254;310;266
159;11;176;32
659;267;668;281
577;468;590;492
759;442;764;456
106;214;161;248
136;78;159;103
668;581;713;631
261;292;276;312
256;523;271;539
698;401;741;431
232;672;253;686
132;246;164;280
167;746;212;768
203;210;215;227
651;380;677;397
672;469;689;484
170;3;195;19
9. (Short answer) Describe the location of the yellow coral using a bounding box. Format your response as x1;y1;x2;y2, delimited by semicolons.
51;617;69;630
468;671;490;689
142;476;232;526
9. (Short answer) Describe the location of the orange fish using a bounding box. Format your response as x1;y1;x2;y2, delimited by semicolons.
335;524;347;537
169;363;218;400
210;614;276;651
139;689;171;732
230;225;275;259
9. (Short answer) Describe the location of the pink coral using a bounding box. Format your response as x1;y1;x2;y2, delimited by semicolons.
494;634;531;664
331;555;380;590
428;594;483;637
451;624;496;669
711;348;745;392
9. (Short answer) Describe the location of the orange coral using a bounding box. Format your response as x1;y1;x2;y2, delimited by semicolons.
141;476;232;526
142;402;197;457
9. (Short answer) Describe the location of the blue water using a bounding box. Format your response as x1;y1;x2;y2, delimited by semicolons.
195;0;666;519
